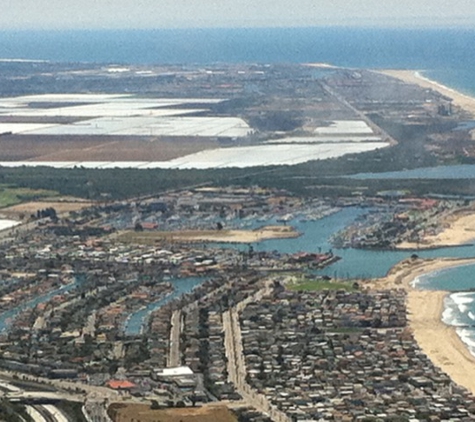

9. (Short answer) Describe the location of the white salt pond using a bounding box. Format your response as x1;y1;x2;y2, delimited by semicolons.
0;219;20;231
314;120;374;135
265;136;382;144
0;141;390;169
24;116;252;138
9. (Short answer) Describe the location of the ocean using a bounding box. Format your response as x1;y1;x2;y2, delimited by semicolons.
1;27;475;94
414;264;475;357
2;27;475;355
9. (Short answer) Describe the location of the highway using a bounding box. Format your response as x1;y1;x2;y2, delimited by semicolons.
0;380;69;422
26;404;68;422
320;80;398;147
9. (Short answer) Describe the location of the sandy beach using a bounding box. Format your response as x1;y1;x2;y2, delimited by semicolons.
380;69;475;118
375;257;475;394
121;225;300;244
376;71;475;250
397;207;475;249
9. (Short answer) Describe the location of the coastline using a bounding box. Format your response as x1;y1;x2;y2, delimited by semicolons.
377;71;475;250
376;257;475;394
379;69;475;118
396;207;475;250
313;48;475;317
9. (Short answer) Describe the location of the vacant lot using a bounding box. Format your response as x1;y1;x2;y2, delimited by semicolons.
119;225;299;244
108;404;237;422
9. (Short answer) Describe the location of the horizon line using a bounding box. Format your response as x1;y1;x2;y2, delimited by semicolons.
1;23;475;32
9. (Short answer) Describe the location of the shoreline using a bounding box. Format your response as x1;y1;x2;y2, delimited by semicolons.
376;257;475;394
374;70;475;394
396;207;475;250
378;69;475;118
375;70;475;249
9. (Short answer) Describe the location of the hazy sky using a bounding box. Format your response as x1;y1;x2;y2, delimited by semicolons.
3;0;475;30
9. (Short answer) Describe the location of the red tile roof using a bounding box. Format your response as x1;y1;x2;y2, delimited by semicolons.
106;380;137;390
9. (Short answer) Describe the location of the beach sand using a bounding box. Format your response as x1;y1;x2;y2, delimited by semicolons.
397;207;475;249
380;69;475;118
367;71;475;392
374;257;475;394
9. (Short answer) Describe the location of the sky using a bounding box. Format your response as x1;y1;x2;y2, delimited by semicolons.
2;0;475;30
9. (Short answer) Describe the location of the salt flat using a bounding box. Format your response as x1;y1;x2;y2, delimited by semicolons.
0;94;223;108
0;93;248;138
0;142;389;169
314;120;374;135
0;97;388;167
265;136;382;144
0;105;207;118
153;142;389;169
0;219;21;231
25;116;252;138
0;93;128;106
0;123;58;134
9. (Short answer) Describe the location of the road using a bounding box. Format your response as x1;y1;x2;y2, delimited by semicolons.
0;379;70;422
83;400;113;422
26;405;48;422
222;280;291;422
0;371;118;399
168;310;182;367
320;80;398;147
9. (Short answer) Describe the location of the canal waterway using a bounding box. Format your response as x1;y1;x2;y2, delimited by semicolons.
0;275;85;333
1;204;475;370
123;276;205;336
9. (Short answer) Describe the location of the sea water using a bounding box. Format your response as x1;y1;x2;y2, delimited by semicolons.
0;28;473;84
414;263;475;357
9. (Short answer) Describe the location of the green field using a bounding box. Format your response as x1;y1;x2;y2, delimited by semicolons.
0;185;58;208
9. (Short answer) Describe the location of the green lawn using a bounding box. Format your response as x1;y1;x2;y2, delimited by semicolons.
0;185;58;208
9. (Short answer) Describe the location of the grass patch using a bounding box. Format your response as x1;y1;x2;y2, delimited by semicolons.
0;185;58;208
288;277;357;292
